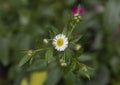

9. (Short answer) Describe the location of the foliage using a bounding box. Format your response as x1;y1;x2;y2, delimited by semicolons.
0;0;120;85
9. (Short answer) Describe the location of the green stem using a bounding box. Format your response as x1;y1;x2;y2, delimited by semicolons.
63;51;66;61
73;58;94;70
34;48;50;52
68;23;76;38
73;58;83;67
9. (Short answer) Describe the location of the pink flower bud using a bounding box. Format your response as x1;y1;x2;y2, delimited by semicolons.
72;5;86;16
80;7;86;15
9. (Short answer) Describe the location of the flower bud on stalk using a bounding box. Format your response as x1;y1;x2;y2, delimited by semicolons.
75;44;81;50
61;62;67;67
60;59;67;67
43;38;49;44
72;5;86;16
28;50;33;56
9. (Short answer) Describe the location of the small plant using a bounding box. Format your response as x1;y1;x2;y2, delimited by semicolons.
18;5;93;80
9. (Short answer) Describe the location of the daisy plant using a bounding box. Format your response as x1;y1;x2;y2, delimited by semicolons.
18;6;93;79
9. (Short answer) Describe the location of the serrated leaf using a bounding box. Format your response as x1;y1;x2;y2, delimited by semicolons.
45;49;53;64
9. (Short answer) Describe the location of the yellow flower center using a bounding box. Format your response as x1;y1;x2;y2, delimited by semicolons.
57;38;64;46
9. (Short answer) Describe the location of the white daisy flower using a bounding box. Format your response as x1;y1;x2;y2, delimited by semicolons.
52;34;68;51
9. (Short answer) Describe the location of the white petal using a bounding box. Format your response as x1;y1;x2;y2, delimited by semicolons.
52;34;68;51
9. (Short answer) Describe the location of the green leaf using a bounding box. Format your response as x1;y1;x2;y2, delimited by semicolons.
64;72;80;85
70;62;76;71
85;73;90;80
18;52;33;67
29;58;33;65
0;37;9;66
71;35;82;44
103;0;120;34
44;67;62;85
78;54;92;61
62;27;68;35
87;66;110;85
65;48;74;61
109;56;119;74
27;59;46;71
45;49;53;64
92;32;103;50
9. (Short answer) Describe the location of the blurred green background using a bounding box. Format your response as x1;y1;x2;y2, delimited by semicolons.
0;0;120;85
